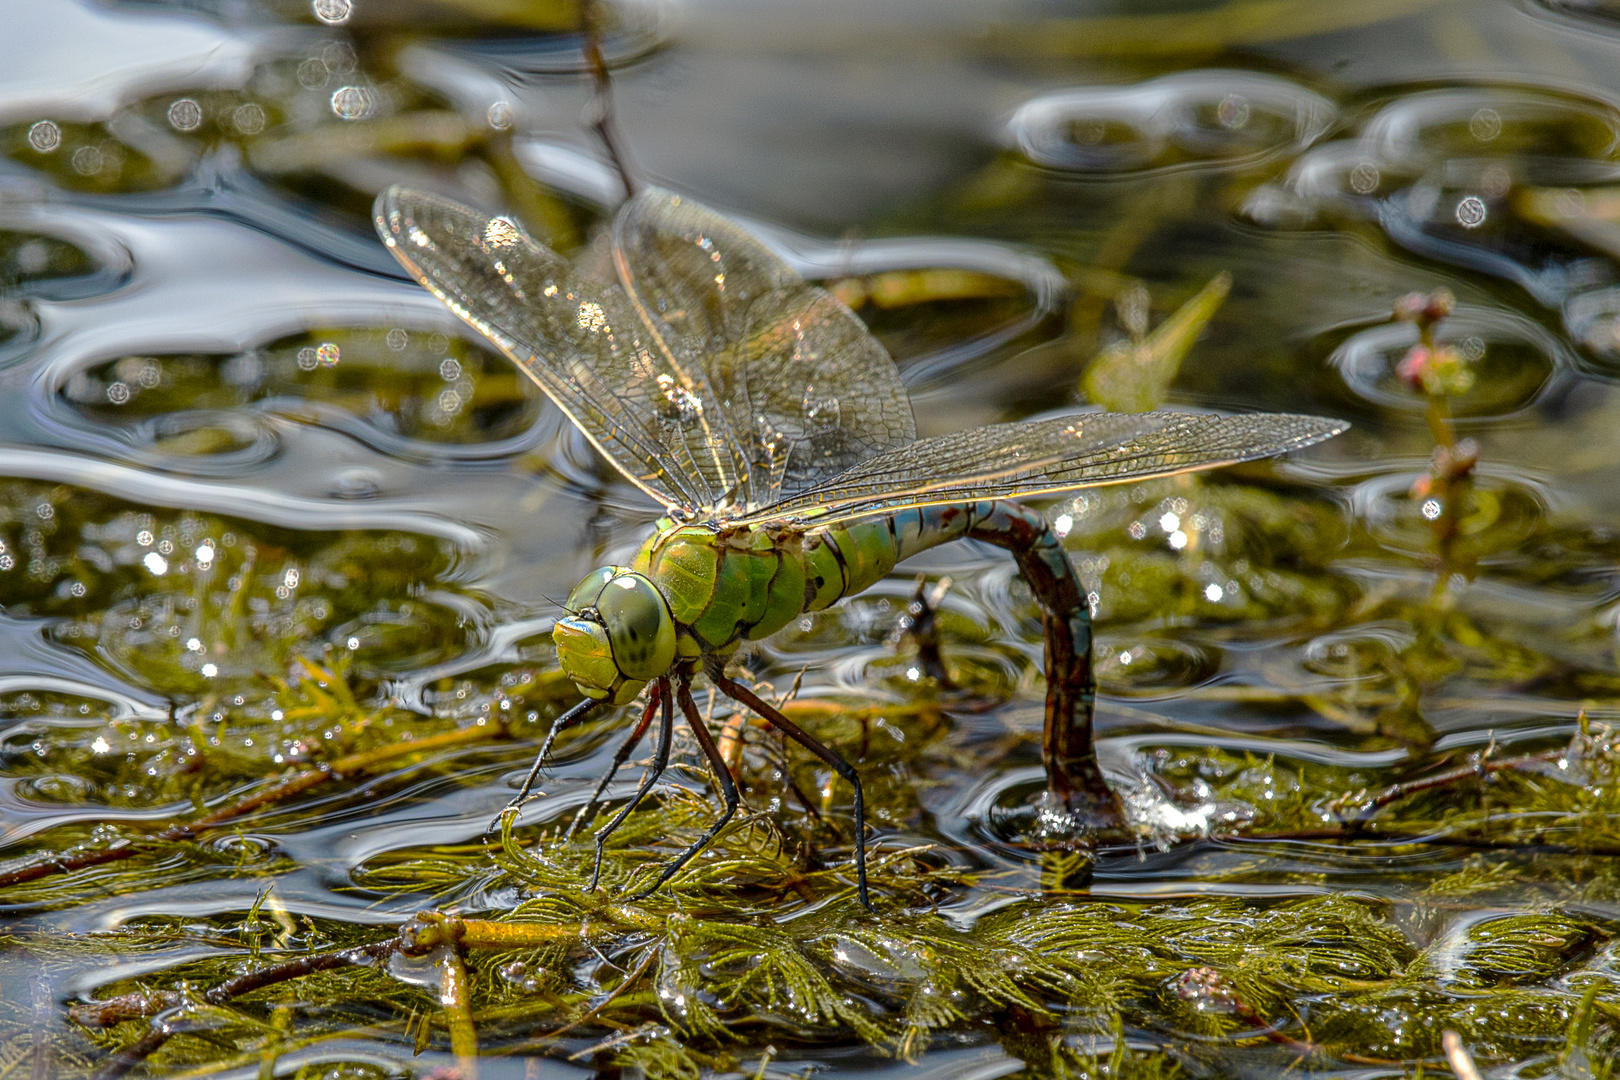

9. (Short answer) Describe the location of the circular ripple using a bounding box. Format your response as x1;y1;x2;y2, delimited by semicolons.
1010;70;1335;173
1326;307;1565;419
1350;465;1551;558
1095;637;1220;697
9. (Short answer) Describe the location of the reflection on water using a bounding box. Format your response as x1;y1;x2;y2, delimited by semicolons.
12;0;1620;1076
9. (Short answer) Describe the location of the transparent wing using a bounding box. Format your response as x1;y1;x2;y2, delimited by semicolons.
613;188;917;510
732;411;1347;526
375;186;743;513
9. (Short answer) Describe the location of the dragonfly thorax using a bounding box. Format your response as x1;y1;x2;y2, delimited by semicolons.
553;567;678;705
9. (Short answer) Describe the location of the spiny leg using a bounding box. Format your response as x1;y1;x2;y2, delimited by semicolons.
491;695;598;832
565;684;661;841
589;676;673;892
709;663;874;913
622;674;741;901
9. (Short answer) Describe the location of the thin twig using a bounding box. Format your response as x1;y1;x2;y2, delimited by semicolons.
580;0;637;198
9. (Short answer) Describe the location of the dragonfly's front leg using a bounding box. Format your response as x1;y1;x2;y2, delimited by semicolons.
966;500;1126;833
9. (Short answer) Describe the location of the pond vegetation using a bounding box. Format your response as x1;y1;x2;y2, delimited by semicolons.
8;1;1620;1078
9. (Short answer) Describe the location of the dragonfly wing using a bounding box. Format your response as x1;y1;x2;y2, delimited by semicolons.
376;186;739;512
612;188;917;510
735;411;1347;526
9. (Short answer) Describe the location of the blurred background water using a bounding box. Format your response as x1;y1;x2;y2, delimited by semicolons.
13;0;1620;1076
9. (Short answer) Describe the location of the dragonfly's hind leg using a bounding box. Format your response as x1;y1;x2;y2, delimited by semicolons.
589;676;674;891
966;500;1127;833
709;665;874;912
621;674;740;901
565;686;662;840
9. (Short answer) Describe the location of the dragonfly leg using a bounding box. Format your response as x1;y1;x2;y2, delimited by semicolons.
967;500;1126;833
589;676;673;892
565;684;662;841
621;674;741;901
709;664;874;912
490;695;599;833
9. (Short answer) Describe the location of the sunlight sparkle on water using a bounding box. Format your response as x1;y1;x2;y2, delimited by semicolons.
142;552;167;575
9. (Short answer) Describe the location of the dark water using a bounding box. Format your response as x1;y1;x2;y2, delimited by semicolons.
10;1;1620;1077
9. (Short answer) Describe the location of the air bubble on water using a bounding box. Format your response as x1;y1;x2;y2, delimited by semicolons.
1216;94;1250;129
284;568;300;588
1127;520;1146;540
1159;512;1180;533
195;542;215;566
167;99;202;132
1421;498;1443;520
186;637;203;652
323;41;357;73
69;581;86;597
386;328;408;350
297;347;319;371
71;146;103;176
331;85;375;121
137;530;154;546
200;663;218;677
297;58;329;89
439;357;462;381
1469;107;1502;142
28;121;61;153
137;362;161;388
316;342;340;367
438;389;462;412
106;382;131;404
1168;530;1189;550
1204;583;1224;602
1460;335;1486;362
232;103;265;135
1349;161;1380;194
16;240;49;275
346;636;360;650
488;101;514;130
1455;196;1487;229
312;0;352;24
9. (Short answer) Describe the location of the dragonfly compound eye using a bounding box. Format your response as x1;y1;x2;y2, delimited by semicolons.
596;572;676;680
564;566;619;613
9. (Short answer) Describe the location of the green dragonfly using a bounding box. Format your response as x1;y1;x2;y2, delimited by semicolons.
375;185;1345;908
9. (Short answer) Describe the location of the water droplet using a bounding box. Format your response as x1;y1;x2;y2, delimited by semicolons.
330;85;374;121
1454;195;1488;229
297;58;329;89
386;328;408;350
27;121;60;153
1216;93;1250;129
316;342;340;367
487;101;514;130
438;357;462;380
232;103;265;135
311;0;352;24
167;99;202;132
485;217;521;248
70;146;103;176
106;382;130;404
1469;106;1502;141
1349;161;1380;194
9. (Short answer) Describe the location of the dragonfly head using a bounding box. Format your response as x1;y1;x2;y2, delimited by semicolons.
553;567;677;705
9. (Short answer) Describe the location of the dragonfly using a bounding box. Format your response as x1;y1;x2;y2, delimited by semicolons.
375;184;1346;909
